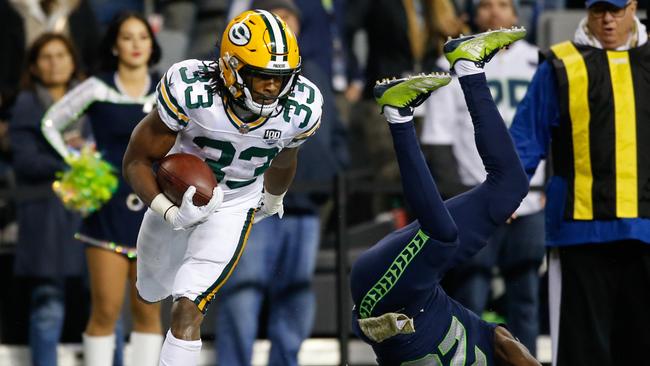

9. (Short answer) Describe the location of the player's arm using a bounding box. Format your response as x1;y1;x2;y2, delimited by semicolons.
123;110;177;205
123;110;223;230
253;147;299;223
264;147;298;195
494;326;541;366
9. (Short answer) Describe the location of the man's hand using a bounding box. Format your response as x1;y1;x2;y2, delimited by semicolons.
494;326;541;366
165;186;224;230
253;191;285;224
345;82;363;103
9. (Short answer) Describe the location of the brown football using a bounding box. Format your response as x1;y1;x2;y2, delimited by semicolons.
156;153;218;206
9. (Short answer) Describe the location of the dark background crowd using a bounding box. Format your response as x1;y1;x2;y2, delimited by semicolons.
0;0;648;365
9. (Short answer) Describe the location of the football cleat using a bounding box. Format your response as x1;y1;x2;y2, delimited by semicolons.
374;73;451;111
444;27;526;69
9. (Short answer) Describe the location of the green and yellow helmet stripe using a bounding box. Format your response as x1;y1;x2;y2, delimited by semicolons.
256;10;277;56
256;9;286;62
273;13;289;61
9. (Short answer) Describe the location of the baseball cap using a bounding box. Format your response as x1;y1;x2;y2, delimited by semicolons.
585;0;629;8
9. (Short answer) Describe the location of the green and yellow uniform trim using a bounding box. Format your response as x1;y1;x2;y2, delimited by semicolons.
157;74;190;127
194;208;255;313
290;118;321;143
224;103;269;132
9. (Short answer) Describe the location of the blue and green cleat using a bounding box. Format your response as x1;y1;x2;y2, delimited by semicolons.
444;27;526;69
374;73;451;112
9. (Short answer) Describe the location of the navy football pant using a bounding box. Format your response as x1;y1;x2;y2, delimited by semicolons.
350;73;528;317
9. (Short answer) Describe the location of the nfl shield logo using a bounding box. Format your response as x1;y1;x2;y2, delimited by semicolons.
263;129;282;145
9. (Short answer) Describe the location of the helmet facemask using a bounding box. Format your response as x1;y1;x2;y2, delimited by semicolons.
219;53;301;117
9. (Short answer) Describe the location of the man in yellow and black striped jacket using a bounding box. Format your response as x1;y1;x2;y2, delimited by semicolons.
510;1;649;365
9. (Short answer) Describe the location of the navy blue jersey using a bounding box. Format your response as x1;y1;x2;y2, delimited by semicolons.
351;223;497;365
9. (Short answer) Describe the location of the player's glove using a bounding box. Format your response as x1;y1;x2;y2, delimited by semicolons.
151;185;224;230
253;190;285;224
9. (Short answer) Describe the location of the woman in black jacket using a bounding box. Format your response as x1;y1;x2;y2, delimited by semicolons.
10;32;86;366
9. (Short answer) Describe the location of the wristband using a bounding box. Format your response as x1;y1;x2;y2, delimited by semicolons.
150;193;176;221
263;191;286;206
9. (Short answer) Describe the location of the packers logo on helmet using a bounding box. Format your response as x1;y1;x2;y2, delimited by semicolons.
228;23;251;46
219;9;301;117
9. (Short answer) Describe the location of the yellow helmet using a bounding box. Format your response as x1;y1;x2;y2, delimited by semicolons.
219;9;301;116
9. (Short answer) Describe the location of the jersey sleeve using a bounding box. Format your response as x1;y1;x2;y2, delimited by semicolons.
286;77;324;148
41;77;104;159
156;62;192;132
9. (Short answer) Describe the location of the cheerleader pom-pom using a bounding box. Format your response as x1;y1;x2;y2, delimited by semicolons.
52;146;119;216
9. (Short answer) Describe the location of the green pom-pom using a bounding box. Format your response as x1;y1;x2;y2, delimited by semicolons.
53;147;119;216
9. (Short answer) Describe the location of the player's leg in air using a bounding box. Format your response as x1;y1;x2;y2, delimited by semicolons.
350;28;539;365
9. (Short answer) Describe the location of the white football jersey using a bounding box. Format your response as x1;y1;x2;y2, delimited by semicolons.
422;41;545;216
156;59;322;203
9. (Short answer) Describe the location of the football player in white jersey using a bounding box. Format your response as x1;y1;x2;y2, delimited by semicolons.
122;9;322;365
421;0;545;354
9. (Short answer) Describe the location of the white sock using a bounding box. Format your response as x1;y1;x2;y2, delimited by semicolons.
130;332;164;366
158;329;201;366
454;60;484;77
383;106;413;124
83;333;115;366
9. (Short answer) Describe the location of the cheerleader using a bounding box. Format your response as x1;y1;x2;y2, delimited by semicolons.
41;12;163;366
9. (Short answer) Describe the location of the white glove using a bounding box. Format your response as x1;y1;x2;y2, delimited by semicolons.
253;191;285;224
151;186;224;230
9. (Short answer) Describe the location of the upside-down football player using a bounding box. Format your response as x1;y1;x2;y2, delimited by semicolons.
349;29;541;366
122;10;322;366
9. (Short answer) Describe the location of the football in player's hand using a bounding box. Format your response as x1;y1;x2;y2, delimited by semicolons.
156;153;218;207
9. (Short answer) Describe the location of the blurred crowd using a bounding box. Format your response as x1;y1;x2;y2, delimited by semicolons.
0;0;648;365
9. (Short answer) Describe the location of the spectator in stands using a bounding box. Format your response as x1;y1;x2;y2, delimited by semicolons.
510;1;650;365
215;1;348;365
10;32;85;366
423;0;545;355
344;0;466;215
291;0;344;87
566;0;646;7
88;0;143;30
8;0;100;73
40;12;163;366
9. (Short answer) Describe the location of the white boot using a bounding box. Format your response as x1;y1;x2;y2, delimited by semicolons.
83;333;115;366
130;332;164;366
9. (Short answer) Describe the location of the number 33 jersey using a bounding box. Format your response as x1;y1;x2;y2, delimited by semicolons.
156;59;323;202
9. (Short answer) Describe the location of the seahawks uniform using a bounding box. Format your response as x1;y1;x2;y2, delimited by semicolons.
136;59;322;313
350;73;529;365
422;41;544;216
42;72;157;254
